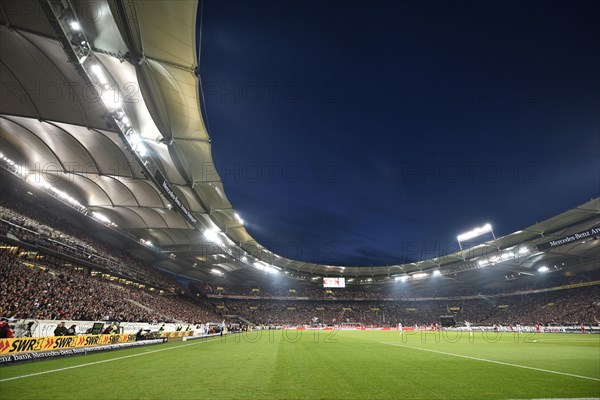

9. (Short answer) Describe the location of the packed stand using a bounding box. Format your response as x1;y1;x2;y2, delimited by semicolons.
0;249;222;324
208;286;599;327
0;194;183;292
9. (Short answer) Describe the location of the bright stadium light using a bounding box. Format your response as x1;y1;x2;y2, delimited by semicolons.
457;223;493;242
253;261;279;274
204;229;221;244
538;266;549;273
100;90;120;110
134;143;147;157
29;178;51;190
210;268;223;276
92;212;111;224
90;64;108;84
128;133;141;145
412;272;428;279
395;275;409;282
432;270;441;276
234;212;244;225
457;223;495;249
69;21;81;31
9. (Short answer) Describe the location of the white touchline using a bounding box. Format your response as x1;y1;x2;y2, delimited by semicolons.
380;342;600;382
0;338;222;382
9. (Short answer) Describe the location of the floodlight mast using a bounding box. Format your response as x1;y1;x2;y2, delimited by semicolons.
457;223;495;250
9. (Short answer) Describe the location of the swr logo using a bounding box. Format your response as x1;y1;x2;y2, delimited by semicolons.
8;338;43;353
85;336;101;346
53;337;75;349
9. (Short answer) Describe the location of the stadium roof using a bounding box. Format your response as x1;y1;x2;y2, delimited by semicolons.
1;0;598;285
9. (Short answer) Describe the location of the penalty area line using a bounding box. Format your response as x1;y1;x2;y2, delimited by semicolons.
380;342;600;382
0;337;222;382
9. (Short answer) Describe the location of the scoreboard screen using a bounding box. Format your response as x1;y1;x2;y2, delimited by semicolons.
323;277;345;288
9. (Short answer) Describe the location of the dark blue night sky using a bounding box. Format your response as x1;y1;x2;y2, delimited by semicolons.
198;0;599;266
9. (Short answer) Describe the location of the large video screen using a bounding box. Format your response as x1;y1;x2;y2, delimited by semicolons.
323;277;345;288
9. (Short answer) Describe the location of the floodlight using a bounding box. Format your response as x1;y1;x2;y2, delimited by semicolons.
234;212;244;225
432;270;441;276
457;223;493;243
92;212;111;224
134;143;147;157
100;90;120;110
70;21;81;31
538;266;549;273
204;229;221;243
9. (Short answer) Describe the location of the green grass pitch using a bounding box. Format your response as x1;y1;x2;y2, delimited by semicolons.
1;331;599;399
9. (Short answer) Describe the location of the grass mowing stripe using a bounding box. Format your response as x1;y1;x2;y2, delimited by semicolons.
380;341;600;382
0;337;222;382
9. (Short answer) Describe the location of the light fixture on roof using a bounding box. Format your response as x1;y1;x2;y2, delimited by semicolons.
394;275;409;282
69;21;81;31
134;143;147;157
253;261;278;274
234;212;244;225
211;268;223;276
412;272;428;279
538;266;549;273
128;132;142;145
92;211;111;224
204;229;222;244
90;64;108;85
432;270;441;276
457;223;495;249
100;90;120;111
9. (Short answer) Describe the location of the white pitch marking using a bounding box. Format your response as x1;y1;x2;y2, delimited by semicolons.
380;342;600;382
0;338;222;382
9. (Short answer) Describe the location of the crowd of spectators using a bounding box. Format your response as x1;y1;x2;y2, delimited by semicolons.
210;286;599;327
0;248;222;324
1;243;598;328
0;194;183;292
